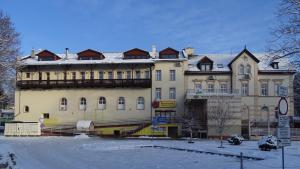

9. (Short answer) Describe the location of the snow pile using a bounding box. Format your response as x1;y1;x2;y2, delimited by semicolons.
74;133;90;139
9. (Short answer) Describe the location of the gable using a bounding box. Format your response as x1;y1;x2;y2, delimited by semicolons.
37;50;61;61
199;56;213;64
228;49;260;68
123;48;150;59
159;47;179;59
77;49;105;60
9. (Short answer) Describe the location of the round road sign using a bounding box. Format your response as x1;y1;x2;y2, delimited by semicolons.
278;97;288;115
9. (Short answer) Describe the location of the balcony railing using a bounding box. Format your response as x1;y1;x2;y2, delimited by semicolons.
17;79;152;89
186;89;240;99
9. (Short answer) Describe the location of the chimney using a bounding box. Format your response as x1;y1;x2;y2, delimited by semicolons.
151;45;157;58
184;47;195;59
65;48;69;59
31;48;35;58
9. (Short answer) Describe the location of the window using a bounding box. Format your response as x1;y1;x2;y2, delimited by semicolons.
43;113;49;119
208;84;214;93
241;83;249;96
99;71;104;79
274;83;281;96
80;72;85;80
169;88;176;99
108;71;113;79
155;88;161;100
169;70;175;81
98;97;106;110
72;72;76;80
90;72;94;80
220;84;227;93
195;83;202;93
137;97;145;110
117;71;122;79
39;72;42;80
136;71;141;79
26;72;30;78
199;64;211;71
63;72;67;80
261;83;268;96
144;71;150;79
246;65;251;74
217;64;223;68
239;65;245;75
24;106;29;113
156;70;162;81
79;97;87;110
118;97;125;110
126;71;131;79
59;98;67;111
46;72;50;80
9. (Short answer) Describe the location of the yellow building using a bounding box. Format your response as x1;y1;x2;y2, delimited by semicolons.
14;47;296;138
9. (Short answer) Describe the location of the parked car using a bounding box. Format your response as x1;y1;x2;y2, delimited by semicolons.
258;135;278;151
227;135;244;145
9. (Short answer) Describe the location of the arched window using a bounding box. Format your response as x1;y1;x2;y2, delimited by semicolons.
24;106;29;113
117;97;125;110
98;97;106;110
246;65;251;74
60;98;67;111
79;97;87;110
260;106;269;122
239;64;244;75
137;97;145;110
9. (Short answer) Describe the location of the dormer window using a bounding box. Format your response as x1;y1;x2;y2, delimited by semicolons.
270;62;279;69
123;48;150;59
159;47;179;59
77;49;105;60
37;50;61;61
217;64;223;68
197;56;213;71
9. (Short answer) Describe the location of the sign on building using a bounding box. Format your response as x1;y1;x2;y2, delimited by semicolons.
159;101;176;108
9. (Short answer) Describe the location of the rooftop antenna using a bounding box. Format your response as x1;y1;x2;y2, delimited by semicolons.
244;44;247;50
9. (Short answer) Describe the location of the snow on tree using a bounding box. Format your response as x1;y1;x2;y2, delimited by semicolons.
0;10;20;107
268;0;300;68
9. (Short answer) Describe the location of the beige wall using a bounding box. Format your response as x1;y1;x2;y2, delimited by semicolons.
15;88;152;125
152;60;187;117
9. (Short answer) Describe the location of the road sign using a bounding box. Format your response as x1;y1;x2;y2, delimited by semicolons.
278;97;288;115
278;138;291;147
152;116;167;125
278;116;290;127
277;127;291;139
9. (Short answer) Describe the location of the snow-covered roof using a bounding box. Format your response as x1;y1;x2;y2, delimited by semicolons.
20;51;186;66
187;53;295;72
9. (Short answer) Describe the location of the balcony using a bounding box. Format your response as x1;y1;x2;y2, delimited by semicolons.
186;89;240;100
17;79;152;89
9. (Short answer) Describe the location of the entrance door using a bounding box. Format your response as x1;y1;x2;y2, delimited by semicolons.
168;127;178;138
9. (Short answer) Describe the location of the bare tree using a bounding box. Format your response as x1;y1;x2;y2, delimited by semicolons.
0;10;20;108
268;0;300;68
207;96;234;148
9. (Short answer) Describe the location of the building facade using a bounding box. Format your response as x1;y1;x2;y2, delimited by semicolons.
14;47;296;138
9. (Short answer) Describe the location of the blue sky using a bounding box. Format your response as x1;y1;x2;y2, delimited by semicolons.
0;0;279;55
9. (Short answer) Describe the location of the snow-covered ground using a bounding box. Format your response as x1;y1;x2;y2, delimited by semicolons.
0;135;300;169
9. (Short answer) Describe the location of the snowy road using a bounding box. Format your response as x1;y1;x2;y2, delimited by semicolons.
0;135;300;169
